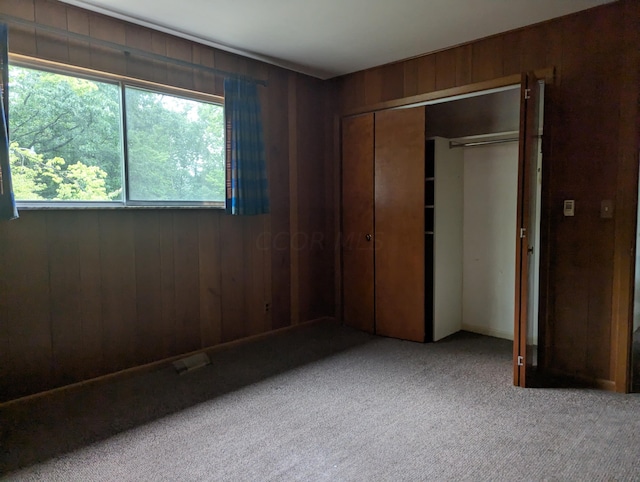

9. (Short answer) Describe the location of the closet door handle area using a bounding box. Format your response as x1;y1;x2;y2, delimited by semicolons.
365;234;372;241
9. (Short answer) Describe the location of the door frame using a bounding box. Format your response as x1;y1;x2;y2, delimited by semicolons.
342;69;554;118
339;67;556;384
513;72;543;387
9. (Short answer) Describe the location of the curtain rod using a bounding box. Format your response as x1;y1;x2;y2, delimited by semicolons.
0;14;268;86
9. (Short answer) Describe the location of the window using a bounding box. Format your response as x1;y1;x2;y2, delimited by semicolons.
8;61;225;207
125;87;225;203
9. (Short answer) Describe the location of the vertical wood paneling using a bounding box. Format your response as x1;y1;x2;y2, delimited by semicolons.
296;77;310;323
258;78;274;332
6;25;37;56
198;212;222;347
340;70;366;112
47;212;82;386
545;8;623;380
1;0;35;19
88;14;127;74
294;76;334;323
133;212;163;365
403;55;437;97
380;62;404;101
261;213;274;331
34;0;68;62
519;22;563;75
172;212;202;354
0;218;8;399
166;36;193;90
471;36;503;83
3;214;52;400
267;67;292;329
219;216;247;342
158;211;177;358
611;0;640;391
364;67;383;105
150;31;169;85
561;2;620;58
417;54;436;94
244;216;267;336
585;56;619;381
75;212;103;380
501;31;522;76
288;73;300;325
435;49;456;91
192;43;217;95
66;8;91;67
124;24;154;82
322;83;337;318
99;212;137;373
1;1;36;55
454;45;472;86
403;57;420;97
214;51;240;96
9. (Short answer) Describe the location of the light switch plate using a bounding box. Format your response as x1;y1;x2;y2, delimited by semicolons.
563;200;575;217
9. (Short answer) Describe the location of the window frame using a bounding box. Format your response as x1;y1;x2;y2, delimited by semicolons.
8;54;226;210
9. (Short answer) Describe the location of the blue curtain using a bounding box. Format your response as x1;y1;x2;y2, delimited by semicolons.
0;23;17;220
224;77;269;215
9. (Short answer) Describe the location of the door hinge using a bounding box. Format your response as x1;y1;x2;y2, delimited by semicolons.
524;88;531;100
517;356;524;366
520;227;527;238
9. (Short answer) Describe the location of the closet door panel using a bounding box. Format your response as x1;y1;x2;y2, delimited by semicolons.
374;107;425;342
341;114;375;333
514;73;542;387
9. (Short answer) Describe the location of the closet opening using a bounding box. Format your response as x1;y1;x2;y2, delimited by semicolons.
423;83;544;378
340;75;546;387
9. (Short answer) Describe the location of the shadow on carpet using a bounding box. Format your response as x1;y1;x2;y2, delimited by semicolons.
0;321;376;475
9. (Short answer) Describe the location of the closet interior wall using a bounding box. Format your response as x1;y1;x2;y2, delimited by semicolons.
425;87;522;342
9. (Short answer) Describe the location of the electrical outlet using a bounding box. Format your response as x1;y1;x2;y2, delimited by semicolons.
264;302;270;313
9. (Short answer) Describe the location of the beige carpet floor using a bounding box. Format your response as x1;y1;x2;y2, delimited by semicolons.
1;321;639;481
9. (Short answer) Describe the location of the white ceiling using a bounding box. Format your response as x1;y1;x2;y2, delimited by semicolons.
59;0;614;79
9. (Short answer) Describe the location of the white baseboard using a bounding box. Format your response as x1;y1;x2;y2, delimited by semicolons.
461;323;513;341
461;323;539;345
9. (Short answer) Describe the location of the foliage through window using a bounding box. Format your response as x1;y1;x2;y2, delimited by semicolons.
8;63;225;206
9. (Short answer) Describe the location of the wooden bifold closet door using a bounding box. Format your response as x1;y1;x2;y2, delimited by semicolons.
342;113;375;334
374;107;425;342
341;107;425;342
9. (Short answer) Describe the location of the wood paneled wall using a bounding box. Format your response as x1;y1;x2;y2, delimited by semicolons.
0;0;335;402
337;0;640;390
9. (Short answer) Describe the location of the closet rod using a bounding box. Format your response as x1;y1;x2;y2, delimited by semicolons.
0;14;268;86
449;137;519;149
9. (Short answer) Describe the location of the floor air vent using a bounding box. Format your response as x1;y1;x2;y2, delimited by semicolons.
172;352;211;374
